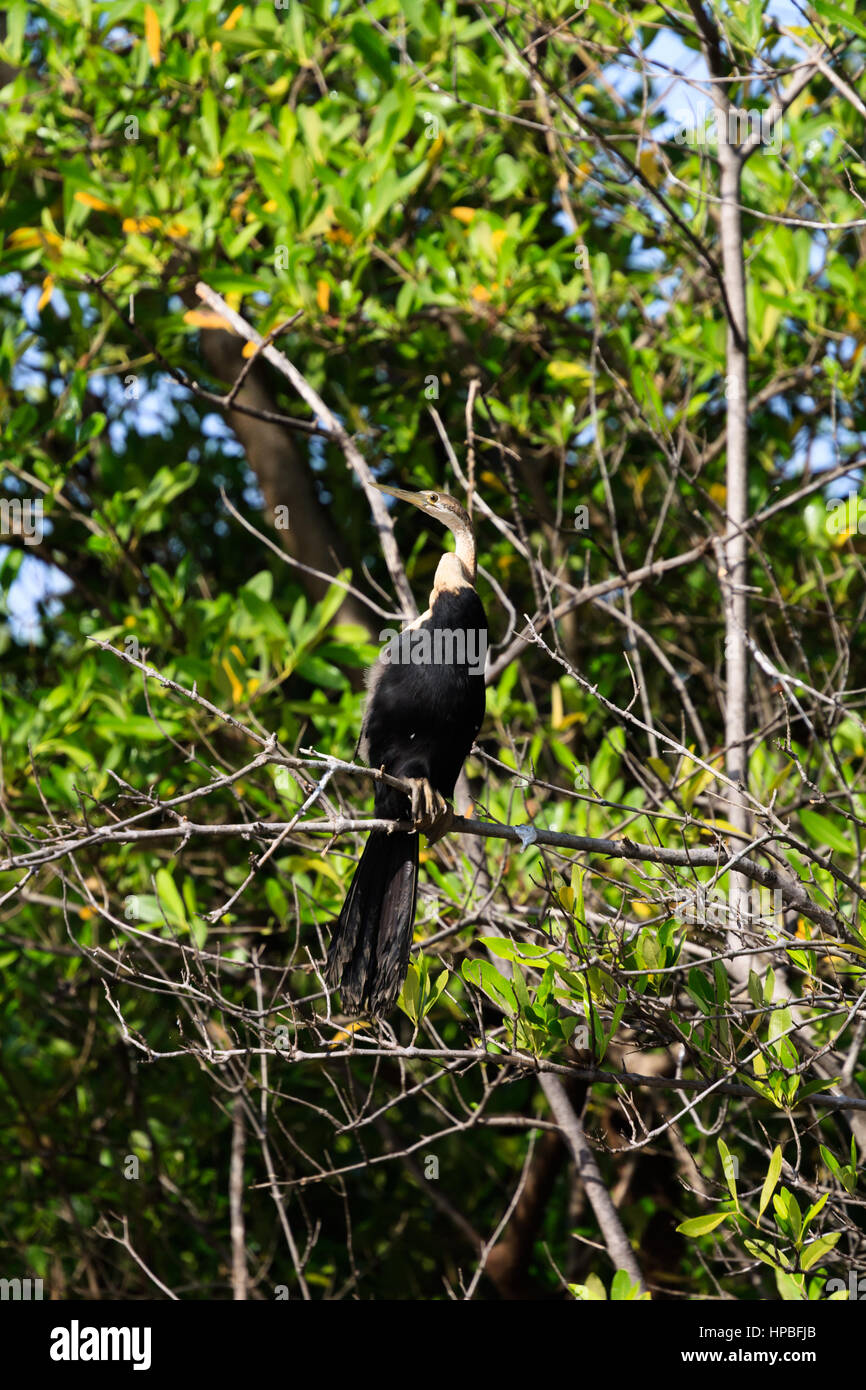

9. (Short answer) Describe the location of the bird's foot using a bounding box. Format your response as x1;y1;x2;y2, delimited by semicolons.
406;777;453;844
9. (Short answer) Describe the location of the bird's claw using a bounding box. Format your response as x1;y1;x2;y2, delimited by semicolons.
406;777;453;843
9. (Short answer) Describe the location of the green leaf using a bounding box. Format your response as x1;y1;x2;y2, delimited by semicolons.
774;1187;802;1242
93;717;182;741
398;962;422;1024
199;88;220;159
800;1232;841;1271
676;1213;733;1237
265;879;288;921
745;0;763;47
3;0;27;61
480;937;562;963
295;655;346;689
570;1272;606;1300
718;1138;739;1206
155;869;187;929
351;21;392;82
744;1238;788;1270
803;1192;829;1230
775;1269;806;1300
610;1269;648;1300
424;968;450;1018
799;808;853;857
511;962;531;1013
768;1005;794;1045
461;959;518;1016
759;1146;783;1218
814;1;866;42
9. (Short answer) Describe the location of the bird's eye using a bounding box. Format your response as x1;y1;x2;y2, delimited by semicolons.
428;492;439;504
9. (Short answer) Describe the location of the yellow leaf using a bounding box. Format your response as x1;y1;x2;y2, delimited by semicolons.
638;146;663;186
709;482;727;506
7;227;43;249
491;228;507;253
37;276;54;312
183;309;234;330
316;278;330;312
633;464;652;504
74;191;114;212
647;756;672;783
482;470;506;490
29;227;63;258
302;855;346;890
223;4;243;29
231;189;251;221
547;360;590;382
144;4;160;65
450;206;476;224
425;133;444;162
329;1020;372;1045
221;658;244;704
700;818;746;837
326;225;353;245
122;215;162;234
265;75;291;99
212;40;222;53
551;682;564;729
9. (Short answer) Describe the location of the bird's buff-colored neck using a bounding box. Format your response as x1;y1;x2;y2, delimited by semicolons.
431;516;476;597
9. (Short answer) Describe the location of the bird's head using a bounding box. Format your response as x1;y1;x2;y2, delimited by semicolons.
373;483;470;532
373;483;477;587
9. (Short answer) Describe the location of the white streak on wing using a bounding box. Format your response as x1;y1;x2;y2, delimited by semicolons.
404;606;432;633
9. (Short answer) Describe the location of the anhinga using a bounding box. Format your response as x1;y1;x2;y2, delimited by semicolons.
326;485;487;1016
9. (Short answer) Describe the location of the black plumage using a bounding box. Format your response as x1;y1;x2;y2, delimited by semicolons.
326;488;487;1016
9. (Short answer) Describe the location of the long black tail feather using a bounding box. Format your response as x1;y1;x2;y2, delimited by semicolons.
325;829;419;1015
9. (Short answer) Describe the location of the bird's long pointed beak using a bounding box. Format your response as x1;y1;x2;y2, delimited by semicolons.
373;482;430;511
